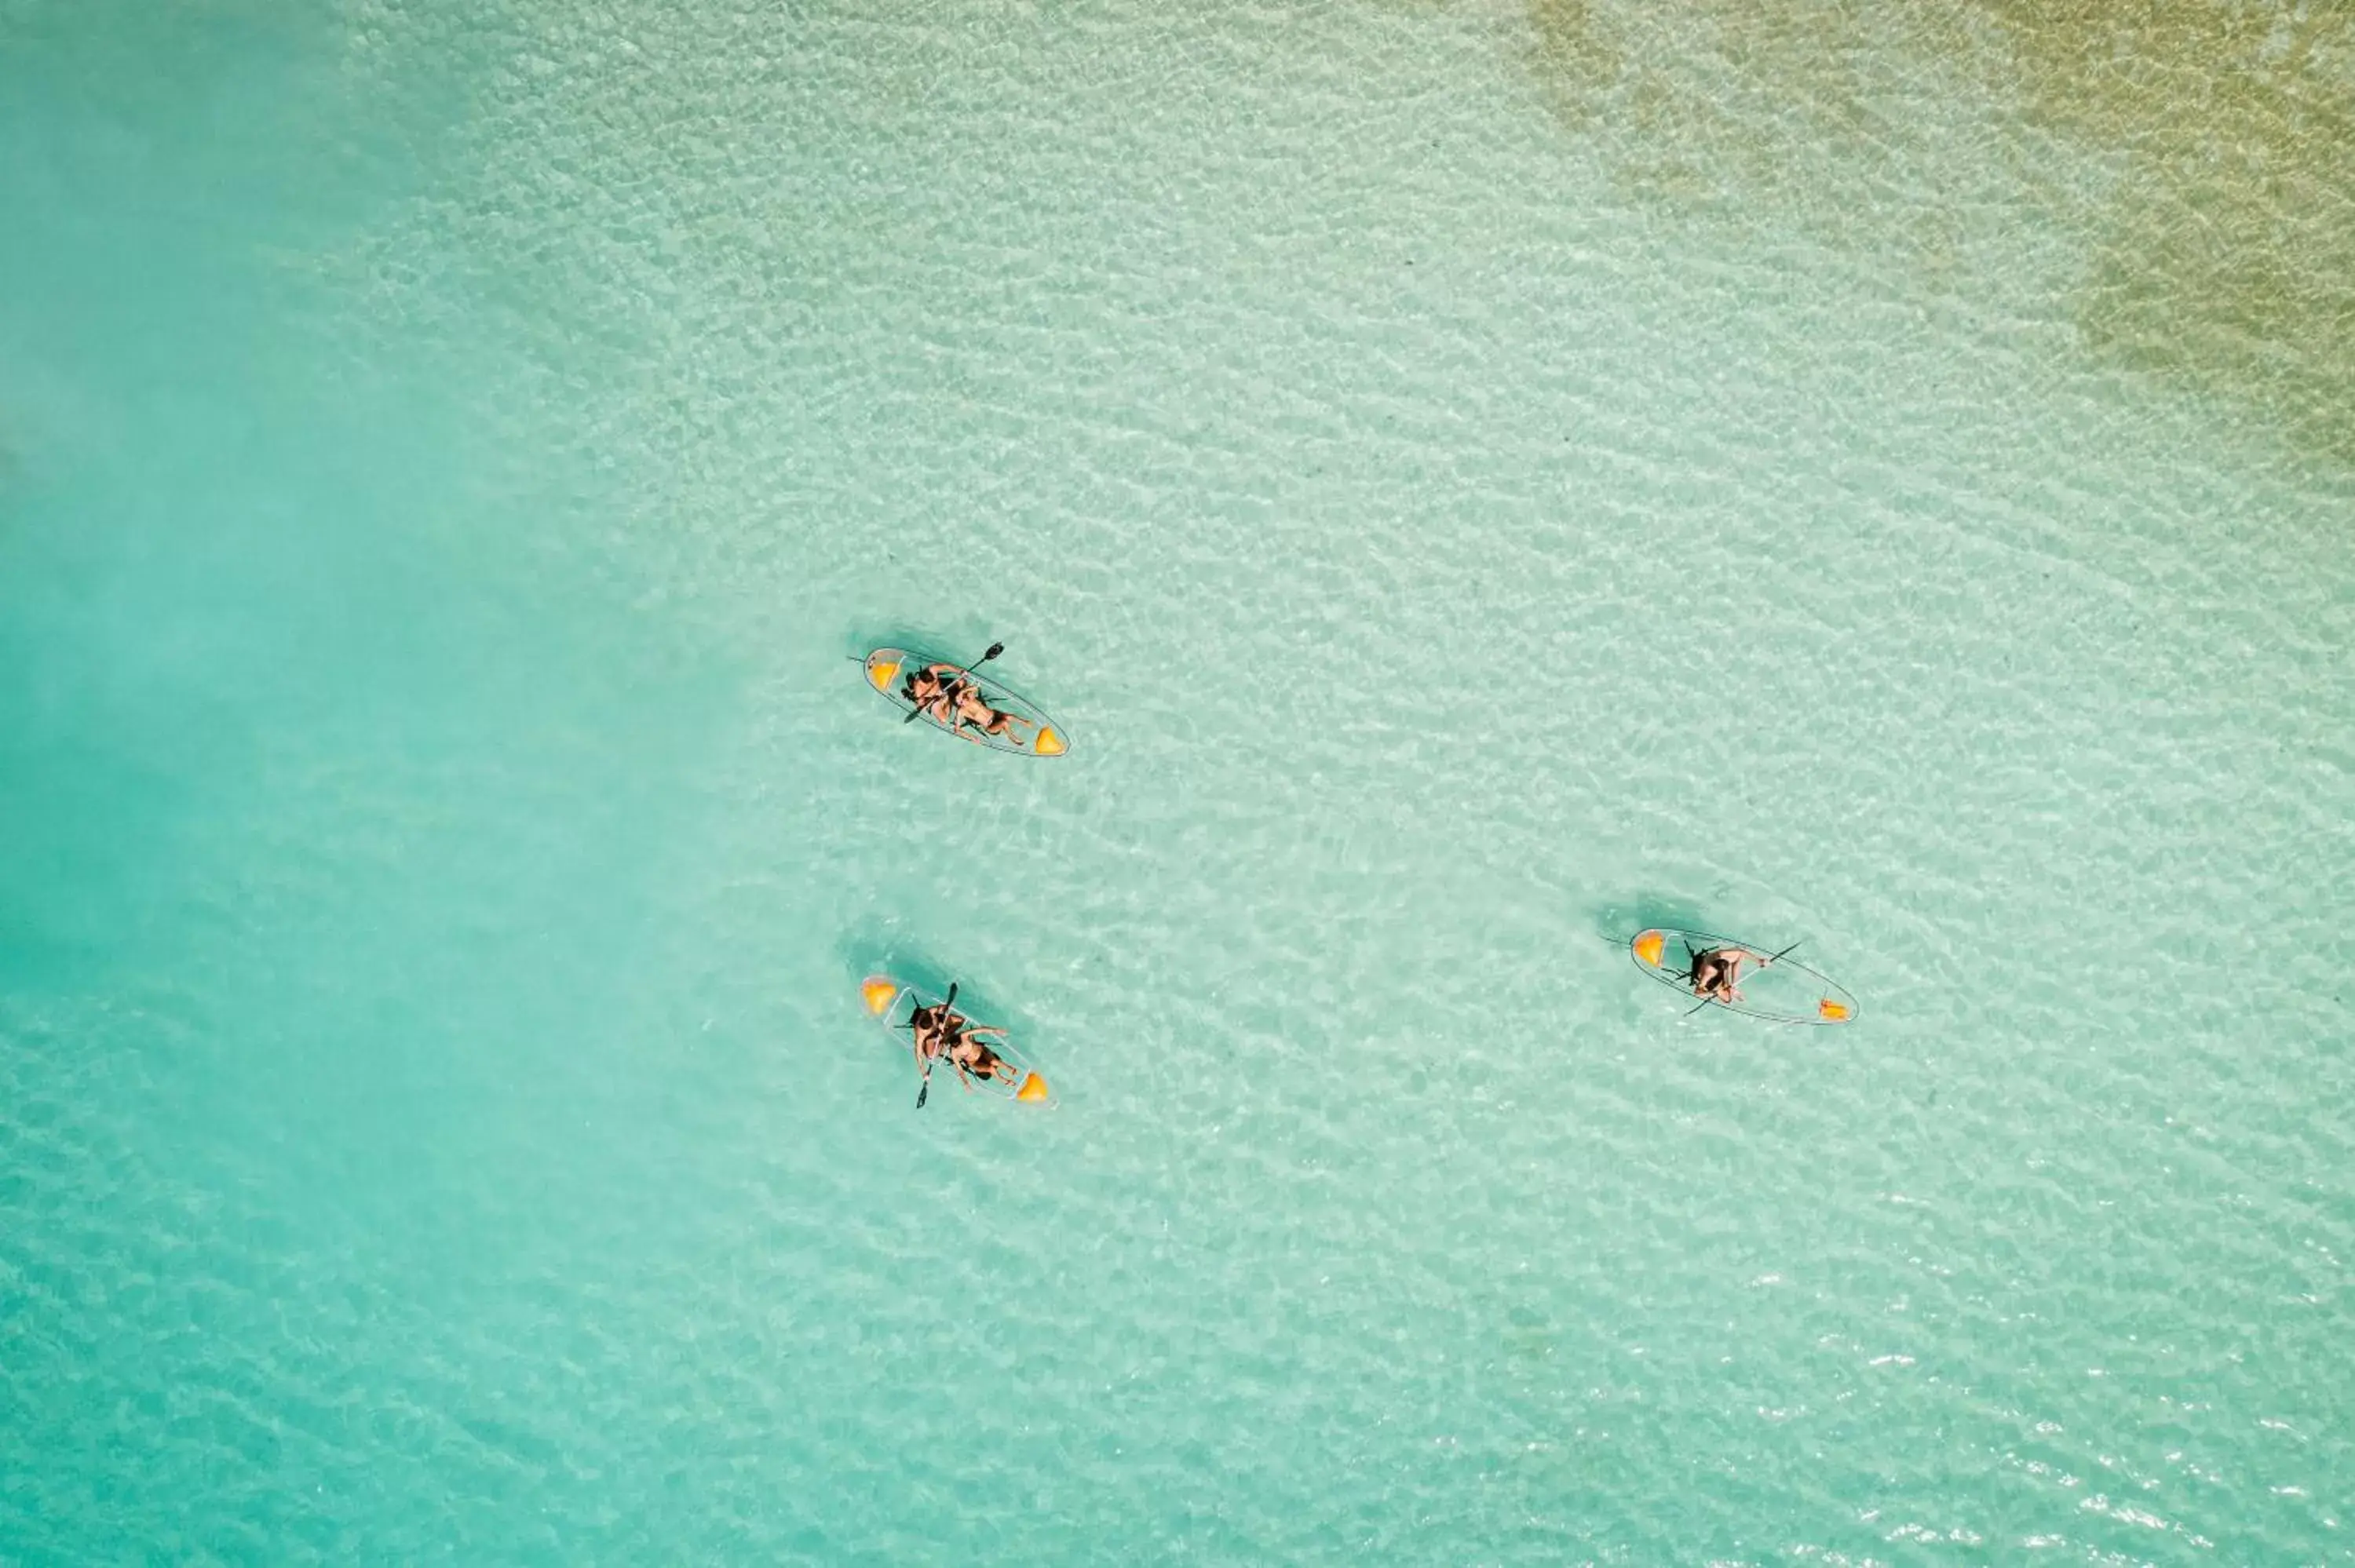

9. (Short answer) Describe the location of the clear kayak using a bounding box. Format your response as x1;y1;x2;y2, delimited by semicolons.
859;976;1055;1105
861;648;1068;757
1629;928;1860;1026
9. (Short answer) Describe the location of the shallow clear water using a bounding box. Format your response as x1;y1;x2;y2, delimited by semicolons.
5;2;2352;1562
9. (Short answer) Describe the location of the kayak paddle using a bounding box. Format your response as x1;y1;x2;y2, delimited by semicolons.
915;983;958;1108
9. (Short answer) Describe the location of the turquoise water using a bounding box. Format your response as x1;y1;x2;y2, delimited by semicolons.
5;2;2352;1561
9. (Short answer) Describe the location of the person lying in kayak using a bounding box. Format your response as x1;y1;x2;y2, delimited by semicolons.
949;680;1035;746
901;665;969;727
905;662;1021;738
907;997;1010;1079
934;1012;1017;1089
1687;945;1757;1005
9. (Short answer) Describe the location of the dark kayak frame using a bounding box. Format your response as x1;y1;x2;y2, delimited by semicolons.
863;647;1070;757
1629;928;1861;1026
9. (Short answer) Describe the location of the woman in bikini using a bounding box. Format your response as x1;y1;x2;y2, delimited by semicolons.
950;680;1035;746
900;667;958;727
1685;946;1749;1005
906;1001;951;1067
940;1012;1018;1089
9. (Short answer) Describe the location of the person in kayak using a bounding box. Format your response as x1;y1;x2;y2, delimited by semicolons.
1689;945;1755;1005
921;663;1006;733
942;1013;1018;1089
949;680;1035;746
906;1000;951;1065
900;667;958;727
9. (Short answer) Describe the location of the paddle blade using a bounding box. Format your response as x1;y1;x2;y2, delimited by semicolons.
980;642;1005;663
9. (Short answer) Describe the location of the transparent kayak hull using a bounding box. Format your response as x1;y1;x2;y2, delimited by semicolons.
861;649;1068;757
859;975;1055;1105
1629;928;1860;1026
